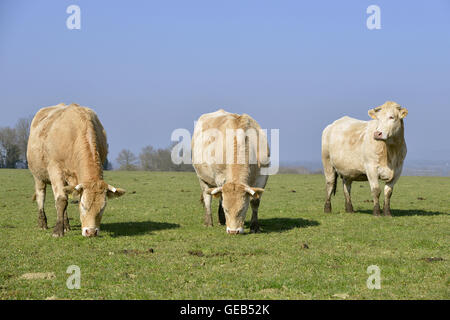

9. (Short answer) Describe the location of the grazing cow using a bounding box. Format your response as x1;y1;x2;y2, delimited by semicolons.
321;101;408;216
27;103;125;237
192;109;270;234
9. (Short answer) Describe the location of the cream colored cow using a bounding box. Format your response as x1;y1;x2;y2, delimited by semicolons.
27;103;125;237
192;109;270;234
321;101;408;216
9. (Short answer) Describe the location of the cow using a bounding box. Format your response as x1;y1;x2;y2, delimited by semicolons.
321;101;408;216
27;103;125;237
192;109;270;234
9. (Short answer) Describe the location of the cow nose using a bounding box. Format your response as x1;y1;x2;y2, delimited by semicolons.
83;228;98;237
226;227;244;235
374;131;383;139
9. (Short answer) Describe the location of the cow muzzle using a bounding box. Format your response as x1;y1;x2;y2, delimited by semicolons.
373;131;385;140
82;227;99;237
226;227;244;235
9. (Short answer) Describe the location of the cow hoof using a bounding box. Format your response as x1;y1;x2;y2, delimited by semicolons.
250;227;261;234
52;223;64;237
38;222;48;230
204;222;213;227
345;203;354;213
64;222;71;232
324;202;332;213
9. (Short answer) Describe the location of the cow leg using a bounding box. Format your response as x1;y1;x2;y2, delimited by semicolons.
49;168;68;237
383;182;394;217
199;180;213;227
202;191;213;226
34;178;48;230
343;178;354;213
250;198;261;233
367;171;381;216
63;207;71;231
218;198;226;225
323;165;337;213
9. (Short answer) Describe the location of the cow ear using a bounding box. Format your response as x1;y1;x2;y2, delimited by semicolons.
399;107;408;119
206;187;222;198
368;108;378;119
64;184;82;197
245;187;264;199
106;185;126;199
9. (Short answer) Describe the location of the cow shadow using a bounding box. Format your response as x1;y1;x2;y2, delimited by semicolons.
246;217;320;233
358;209;447;217
101;221;180;237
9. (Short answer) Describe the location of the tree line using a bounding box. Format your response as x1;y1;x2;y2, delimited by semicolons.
0;117;190;171
116;145;194;172
0;117;32;168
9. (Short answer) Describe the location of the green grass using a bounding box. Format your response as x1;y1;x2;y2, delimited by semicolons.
0;169;448;299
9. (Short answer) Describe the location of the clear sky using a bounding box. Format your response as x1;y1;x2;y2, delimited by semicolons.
1;0;449;165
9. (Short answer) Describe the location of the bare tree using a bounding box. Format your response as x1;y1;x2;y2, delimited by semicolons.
116;149;138;170
0;127;20;168
15;116;33;167
139;145;155;170
138;144;194;172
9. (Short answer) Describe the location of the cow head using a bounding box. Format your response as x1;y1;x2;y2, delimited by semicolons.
207;182;264;234
368;101;408;141
64;181;125;237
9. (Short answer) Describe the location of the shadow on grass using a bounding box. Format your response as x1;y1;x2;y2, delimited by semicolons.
102;221;180;237
358;209;447;217
246;217;319;233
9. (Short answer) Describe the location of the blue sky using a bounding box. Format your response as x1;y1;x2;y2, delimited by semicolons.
1;0;449;165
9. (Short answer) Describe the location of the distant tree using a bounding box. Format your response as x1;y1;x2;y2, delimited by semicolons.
14;116;33;167
139;144;194;172
139;145;155;170
0;127;20;168
116;149;138;170
103;157;113;171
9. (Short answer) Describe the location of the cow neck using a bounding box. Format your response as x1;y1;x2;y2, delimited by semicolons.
377;121;405;166
75;133;103;184
226;164;250;185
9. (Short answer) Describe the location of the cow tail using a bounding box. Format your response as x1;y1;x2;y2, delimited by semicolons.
199;193;205;207
332;171;338;196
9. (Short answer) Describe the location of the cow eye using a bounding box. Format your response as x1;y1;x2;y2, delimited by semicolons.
389;116;394;120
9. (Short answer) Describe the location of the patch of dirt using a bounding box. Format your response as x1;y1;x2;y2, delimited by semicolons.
45;296;70;300
421;257;444;262
290;190;296;193
19;272;55;280
301;243;309;249
188;250;266;258
121;248;154;255
188;250;204;257
363;199;371;203
0;225;16;229
417;197;426;200
332;293;349;299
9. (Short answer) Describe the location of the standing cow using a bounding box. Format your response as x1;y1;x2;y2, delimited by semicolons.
321;101;408;216
192;109;270;234
27;103;125;237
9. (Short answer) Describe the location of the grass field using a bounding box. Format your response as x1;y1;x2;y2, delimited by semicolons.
0;169;448;299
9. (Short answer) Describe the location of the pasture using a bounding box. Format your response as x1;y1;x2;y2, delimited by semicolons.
0;169;448;299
